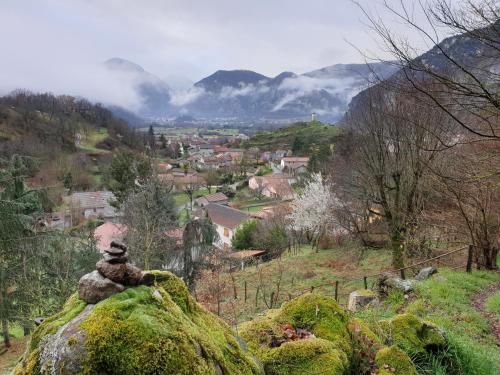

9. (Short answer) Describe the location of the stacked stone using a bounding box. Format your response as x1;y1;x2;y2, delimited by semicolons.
78;241;154;304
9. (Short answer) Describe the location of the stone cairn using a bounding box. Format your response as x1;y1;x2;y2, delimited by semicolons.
78;241;154;304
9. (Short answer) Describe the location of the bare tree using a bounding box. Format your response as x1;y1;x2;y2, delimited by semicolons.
123;178;178;269
354;0;500;140
345;87;450;268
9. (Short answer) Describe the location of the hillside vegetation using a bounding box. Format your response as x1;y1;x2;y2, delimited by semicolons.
242;121;341;153
0;91;144;198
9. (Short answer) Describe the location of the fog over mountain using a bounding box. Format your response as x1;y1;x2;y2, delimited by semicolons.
104;59;398;123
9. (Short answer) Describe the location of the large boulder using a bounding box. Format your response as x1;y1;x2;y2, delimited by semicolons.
378;313;447;355
239;293;352;375
78;270;125;304
347;289;379;312
14;271;261;375
415;266;438;281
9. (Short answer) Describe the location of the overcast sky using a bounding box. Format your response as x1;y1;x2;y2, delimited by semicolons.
0;0;459;104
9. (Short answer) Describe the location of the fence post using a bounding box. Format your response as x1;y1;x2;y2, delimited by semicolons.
334;281;339;302
310;286;315;293
466;245;473;273
270;291;275;308
244;281;247;303
255;286;260;308
400;268;406;280
363;276;368;289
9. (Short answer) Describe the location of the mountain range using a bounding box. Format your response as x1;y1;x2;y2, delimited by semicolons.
104;21;498;126
104;58;398;124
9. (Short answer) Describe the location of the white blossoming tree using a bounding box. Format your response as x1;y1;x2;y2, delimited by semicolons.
288;173;335;251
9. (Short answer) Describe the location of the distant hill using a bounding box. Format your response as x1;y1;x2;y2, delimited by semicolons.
174;62;397;122
242;121;341;153
104;58;171;119
346;22;500;119
0;91;144;192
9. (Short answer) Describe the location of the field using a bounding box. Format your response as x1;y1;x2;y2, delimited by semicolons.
195;244;393;323
242;121;341;151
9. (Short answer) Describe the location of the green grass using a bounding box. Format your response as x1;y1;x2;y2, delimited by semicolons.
356;269;500;375
196;244;392;323
485;291;500;316
78;128;110;154
242;121;340;151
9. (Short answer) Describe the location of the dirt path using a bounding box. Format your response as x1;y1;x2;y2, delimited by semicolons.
471;281;500;342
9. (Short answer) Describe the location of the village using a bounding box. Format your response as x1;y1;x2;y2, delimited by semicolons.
59;125;312;271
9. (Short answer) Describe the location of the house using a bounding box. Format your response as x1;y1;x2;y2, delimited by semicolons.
195;192;229;207
248;175;295;200
204;204;249;250
280;157;309;174
158;169;206;192
198;144;214;157
66;191;120;222
93;222;127;252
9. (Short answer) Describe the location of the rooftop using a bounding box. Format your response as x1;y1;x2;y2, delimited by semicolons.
205;204;248;229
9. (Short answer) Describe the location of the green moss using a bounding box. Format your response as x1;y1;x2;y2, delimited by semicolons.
375;346;417;375
240;293;351;374
379;313;446;355
354;289;377;297
405;299;427;317
14;271;260;375
348;318;382;374
264;338;347;375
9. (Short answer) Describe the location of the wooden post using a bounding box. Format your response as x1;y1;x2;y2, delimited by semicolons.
288;293;292;301
466;245;473;273
310;286;315;293
255;286;260;308
363;276;368;289
244;281;247;303
334;281;339;302
400;268;406;280
270;291;275;308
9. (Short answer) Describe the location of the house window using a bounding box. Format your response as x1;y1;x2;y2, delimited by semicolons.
223;227;229;237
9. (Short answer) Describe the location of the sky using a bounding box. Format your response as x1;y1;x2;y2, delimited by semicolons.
0;0;459;108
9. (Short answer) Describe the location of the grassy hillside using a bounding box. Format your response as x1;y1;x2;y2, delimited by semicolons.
0;92;144;196
196;244;500;374
242;121;341;153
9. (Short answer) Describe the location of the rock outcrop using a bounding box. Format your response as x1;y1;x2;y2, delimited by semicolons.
347;289;379;312
78;241;153;304
13;271;262;375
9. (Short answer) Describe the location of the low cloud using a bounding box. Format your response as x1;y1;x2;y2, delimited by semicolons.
170;86;206;106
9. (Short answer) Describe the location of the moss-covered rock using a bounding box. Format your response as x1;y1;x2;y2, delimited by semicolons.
239;293;351;375
379;313;447;355
14;271;261;375
375;346;418;375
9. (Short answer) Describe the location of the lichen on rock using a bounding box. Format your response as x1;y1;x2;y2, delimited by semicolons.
13;271;261;375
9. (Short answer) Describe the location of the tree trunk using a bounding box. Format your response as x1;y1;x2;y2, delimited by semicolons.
391;231;405;270
1;317;10;348
483;246;498;270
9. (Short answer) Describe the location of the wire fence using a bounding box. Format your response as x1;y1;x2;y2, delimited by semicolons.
201;245;476;324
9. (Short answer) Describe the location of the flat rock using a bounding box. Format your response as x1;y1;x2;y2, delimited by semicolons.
383;277;417;293
78;271;125;304
104;247;126;256
96;259;127;283
415;267;437;281
348;290;379;312
103;252;128;264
